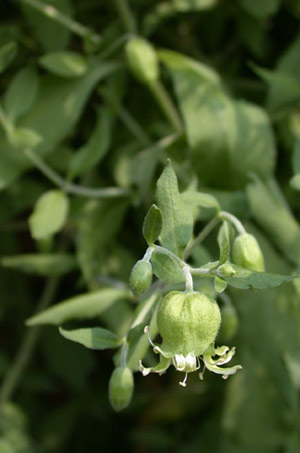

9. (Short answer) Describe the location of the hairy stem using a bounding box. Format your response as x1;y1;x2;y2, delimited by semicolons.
219;211;246;234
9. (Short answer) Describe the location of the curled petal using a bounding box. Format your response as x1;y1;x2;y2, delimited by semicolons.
209;346;237;366
139;355;171;376
203;356;242;377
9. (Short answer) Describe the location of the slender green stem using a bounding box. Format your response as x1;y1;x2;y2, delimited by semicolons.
19;0;101;44
184;216;220;259
219;211;246;234
0;277;59;402
149;80;183;133
154;244;186;269
23;148;129;199
114;0;137;34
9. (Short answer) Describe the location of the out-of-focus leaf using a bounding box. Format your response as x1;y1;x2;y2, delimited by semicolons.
21;0;73;51
29;190;69;240
3;66;39;122
156;160;193;257
143;204;162;245
68;106;113;179
238;0;280;18
181;191;220;213
8;127;42;149
247;176;300;265
0;41;17;74
159;50;275;189
77;199;128;287
26;288;130;326
39;51;88;78
1;253;77;276
0;61;119;190
59;326;122;349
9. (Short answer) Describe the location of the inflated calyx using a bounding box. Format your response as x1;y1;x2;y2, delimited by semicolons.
139;291;242;387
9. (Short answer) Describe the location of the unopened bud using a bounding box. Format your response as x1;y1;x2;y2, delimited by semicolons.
129;260;152;297
232;233;264;272
109;367;134;412
125;38;159;85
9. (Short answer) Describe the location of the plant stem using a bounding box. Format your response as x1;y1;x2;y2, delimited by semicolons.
219;211;246;234
184;216;220;259
19;0;101;44
0;277;59;402
114;0;137;34
149;80;183;133
154;244;186;269
23;148;129;199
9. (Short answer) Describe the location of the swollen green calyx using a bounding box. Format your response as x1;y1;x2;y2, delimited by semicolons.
139;291;242;387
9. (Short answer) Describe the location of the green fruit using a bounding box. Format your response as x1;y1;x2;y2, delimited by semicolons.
129;260;152;296
109;367;134;412
125;38;159;85
232;233;265;272
157;291;221;357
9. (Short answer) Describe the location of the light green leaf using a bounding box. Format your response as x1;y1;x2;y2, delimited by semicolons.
247;176;300;265
156;160;193;257
8;127;42;149
29;190;69;240
1;253;77;276
0;41;17;74
26;288;130;326
142;204;162;245
3;66;39;121
238;0;280;18
21;0;73;51
214;276;227;293
221;264;298;289
159;50;275;189
218;221;231;265
39;51;88;78
59;326;122;349
151;250;185;283
292;139;300;173
290;173;300;190
68;107;113;179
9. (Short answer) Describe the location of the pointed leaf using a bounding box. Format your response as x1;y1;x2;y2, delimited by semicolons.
39;51;88;78
59;326;122;350
151;250;185;283
26;288;130;326
218;221;231;265
0;41;17;74
1;253;77;276
156;160;193;256
142;204;162;245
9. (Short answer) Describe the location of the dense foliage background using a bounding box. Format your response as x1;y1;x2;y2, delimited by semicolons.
1;0;300;452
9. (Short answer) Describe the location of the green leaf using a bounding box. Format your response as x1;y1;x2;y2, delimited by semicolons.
218;221;231;265
181;191;220;212
159;50;275;189
77;199;128;287
0;41;17;74
29;190;69;240
156;160;193;257
142;204;162;245
1;253;77;276
221;264;298;289
214;275;227;293
292;139;300;173
151;250;185;283
26;288;130;326
3;66;39;122
8;127;42;149
68;107;113;179
238;0;280;18
39;51;88;78
0;61;119;190
21;0;73;51
59;326;122;350
247;176;300;265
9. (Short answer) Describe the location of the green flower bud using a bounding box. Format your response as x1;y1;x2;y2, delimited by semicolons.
157;291;221;357
218;263;236;277
219;304;239;341
129;260;152;297
125;38;159;85
109;367;134;412
232;233;265;272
